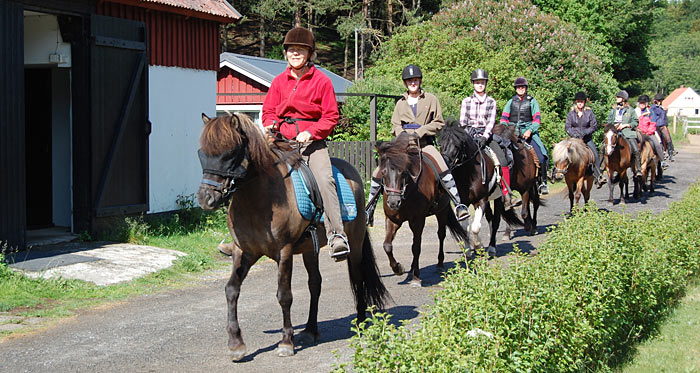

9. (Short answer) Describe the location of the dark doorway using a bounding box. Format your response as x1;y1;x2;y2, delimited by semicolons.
25;68;53;229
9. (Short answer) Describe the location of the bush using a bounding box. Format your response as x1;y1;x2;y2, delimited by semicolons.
344;184;700;371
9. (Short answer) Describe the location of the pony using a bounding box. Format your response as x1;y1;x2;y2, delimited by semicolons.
196;113;388;361
551;138;595;212
492;123;543;238
438;119;523;257
375;132;469;287
638;135;659;193
602;124;636;202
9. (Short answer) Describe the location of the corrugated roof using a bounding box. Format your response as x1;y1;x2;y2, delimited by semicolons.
220;52;353;98
108;0;241;21
662;87;687;108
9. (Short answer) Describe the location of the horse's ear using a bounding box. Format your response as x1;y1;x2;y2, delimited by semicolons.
375;141;384;151
201;113;211;124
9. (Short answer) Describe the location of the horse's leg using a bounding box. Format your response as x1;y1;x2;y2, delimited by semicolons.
485;200;498;257
226;249;259;362
407;218;426;287
296;249;321;346
383;218;404;276
435;210;448;269
275;244;295;357
583;178;592;204
607;170;615;203
521;190;533;234
568;183;575;212
470;202;485;251
531;188;540;233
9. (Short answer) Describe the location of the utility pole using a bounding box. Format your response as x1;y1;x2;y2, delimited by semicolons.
354;28;359;81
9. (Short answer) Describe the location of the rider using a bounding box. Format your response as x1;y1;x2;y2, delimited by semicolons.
565;91;607;188
651;93;677;161
460;68;516;210
365;64;469;226
500;77;550;195
636;95;669;169
606;90;641;177
261;27;349;261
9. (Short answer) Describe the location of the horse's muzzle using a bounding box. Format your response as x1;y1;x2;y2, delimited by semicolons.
197;185;223;210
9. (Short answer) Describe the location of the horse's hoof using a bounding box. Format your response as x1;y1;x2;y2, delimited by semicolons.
392;263;405;276
409;279;422;288
230;345;247;362
296;330;320;346
276;343;295;357
486;246;496;258
436;262;445;271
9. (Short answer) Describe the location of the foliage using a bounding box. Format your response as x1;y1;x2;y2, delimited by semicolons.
340;0;618;150
344;184;700;371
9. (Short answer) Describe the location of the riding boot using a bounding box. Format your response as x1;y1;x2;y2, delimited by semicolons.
365;177;382;227
668;142;676;161
501;166;515;211
633;152;643;177
439;170;469;221
538;165;549;195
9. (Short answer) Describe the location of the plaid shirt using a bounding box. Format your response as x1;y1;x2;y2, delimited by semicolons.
459;92;497;139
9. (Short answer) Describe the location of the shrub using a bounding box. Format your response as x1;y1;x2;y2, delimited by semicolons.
344;184;700;371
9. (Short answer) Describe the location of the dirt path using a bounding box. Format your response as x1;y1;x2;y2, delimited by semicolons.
1;146;698;373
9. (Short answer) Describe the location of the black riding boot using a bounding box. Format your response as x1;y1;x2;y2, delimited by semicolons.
365;177;382;227
440;170;469;221
633;152;643;177
538;165;549;195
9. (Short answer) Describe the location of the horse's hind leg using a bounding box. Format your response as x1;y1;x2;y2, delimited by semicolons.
275;244;295;357
227;249;259;361
383;219;404;276
407;218;426;287
296;249;321;346
435;211;447;269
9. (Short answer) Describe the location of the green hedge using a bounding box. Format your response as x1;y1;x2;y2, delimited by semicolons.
341;184;700;372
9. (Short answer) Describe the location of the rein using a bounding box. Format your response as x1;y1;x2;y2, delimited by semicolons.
383;149;423;200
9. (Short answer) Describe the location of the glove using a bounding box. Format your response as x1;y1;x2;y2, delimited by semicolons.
476;136;487;148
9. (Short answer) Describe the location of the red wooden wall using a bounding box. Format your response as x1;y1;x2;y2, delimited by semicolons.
97;2;221;71
216;66;268;104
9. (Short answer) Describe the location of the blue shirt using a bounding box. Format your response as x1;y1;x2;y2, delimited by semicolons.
650;104;668;128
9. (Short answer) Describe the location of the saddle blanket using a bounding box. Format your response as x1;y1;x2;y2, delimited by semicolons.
291;166;358;222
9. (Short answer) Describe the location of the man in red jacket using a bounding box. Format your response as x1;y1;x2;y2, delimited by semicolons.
262;27;349;261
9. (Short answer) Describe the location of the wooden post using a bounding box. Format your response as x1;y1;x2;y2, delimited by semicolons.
370;94;377;143
673;112;677;135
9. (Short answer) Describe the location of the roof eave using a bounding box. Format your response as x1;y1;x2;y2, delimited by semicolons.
105;0;241;23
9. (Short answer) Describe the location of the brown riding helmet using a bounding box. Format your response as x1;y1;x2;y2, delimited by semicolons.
283;27;315;52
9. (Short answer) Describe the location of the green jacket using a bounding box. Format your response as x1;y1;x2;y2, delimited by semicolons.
391;90;444;138
606;106;638;139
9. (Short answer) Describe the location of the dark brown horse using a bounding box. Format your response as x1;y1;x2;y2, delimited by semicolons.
197;113;388;361
438;119;523;257
602;124;635;202
551;138;594;212
375;133;469;287
492;123;542;238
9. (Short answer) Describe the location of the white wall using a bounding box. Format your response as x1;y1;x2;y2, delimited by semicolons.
148;66;216;213
668;88;700;117
24;12;71;67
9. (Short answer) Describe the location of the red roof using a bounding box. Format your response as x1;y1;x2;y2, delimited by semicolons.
106;0;241;22
662;87;688;108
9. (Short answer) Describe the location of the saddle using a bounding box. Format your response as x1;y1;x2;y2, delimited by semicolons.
289;162;358;222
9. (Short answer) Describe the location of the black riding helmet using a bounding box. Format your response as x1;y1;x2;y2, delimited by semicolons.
402;64;422;80
653;93;665;102
574;91;587;101
471;69;488;81
514;77;528;87
637;94;650;103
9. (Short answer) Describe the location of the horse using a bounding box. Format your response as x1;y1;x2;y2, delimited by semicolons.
492;123;543;238
438;119;523;257
375;132;469;287
551;138;595;212
196;113;388;361
602;124;636;202
638;135;659;194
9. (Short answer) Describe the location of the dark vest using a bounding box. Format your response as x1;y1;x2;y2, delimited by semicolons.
510;95;532;124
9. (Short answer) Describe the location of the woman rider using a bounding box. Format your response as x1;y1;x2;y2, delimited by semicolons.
650;93;677;161
605;90;641;177
500;77;550;195
636;95;669;169
365;64;469;226
565;91;607;188
460;69;516;210
261;27;349;261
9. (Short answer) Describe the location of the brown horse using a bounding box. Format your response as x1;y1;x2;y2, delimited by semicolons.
551;138;594;212
197;113;388;361
638;135;659;193
375;133;469;287
438;119;523;257
602;124;636;202
492;123;542;238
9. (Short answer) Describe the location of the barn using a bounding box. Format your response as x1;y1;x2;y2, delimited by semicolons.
0;0;240;250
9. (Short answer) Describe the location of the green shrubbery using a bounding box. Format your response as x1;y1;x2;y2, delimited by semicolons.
339;0;619;148
343;184;700;372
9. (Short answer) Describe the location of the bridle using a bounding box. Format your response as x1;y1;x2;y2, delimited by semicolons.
199;133;251;200
382;152;423;201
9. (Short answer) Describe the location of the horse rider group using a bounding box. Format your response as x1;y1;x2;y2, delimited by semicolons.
261;26;676;259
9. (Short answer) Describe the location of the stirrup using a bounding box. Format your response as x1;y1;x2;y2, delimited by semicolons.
454;204;470;221
329;233;350;261
538;183;549;195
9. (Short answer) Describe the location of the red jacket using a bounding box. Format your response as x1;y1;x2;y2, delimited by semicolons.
262;65;339;140
637;108;656;136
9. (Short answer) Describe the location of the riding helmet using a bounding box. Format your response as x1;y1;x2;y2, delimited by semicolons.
616;90;629;101
574;91;587;101
653;93;665;102
513;77;528;87
283;27;315;52
402;64;423;80
471;69;489;81
637;94;650;103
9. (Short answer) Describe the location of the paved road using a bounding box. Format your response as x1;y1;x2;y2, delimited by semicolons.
1;146;698;373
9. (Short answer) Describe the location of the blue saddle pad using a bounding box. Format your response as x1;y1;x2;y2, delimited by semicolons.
291;166;358;222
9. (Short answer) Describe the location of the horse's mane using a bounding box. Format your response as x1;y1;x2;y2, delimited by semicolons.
492;122;518;144
377;132;419;171
604;123;617;133
438;118;477;158
199;113;297;170
552;138;589;165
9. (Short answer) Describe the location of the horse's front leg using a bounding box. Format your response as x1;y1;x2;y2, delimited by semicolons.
275;244;295;357
469;201;485;251
607;170;615;203
568;183;576;213
484;200;497;257
227;249;259;362
521;190;533;234
407;217;426;287
621;174;628;202
296;248;321;346
383;218;404;276
583;178;593;203
435;210;448;269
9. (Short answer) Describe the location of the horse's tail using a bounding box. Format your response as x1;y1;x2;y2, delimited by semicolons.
445;209;470;244
347;231;390;312
501;202;525;227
